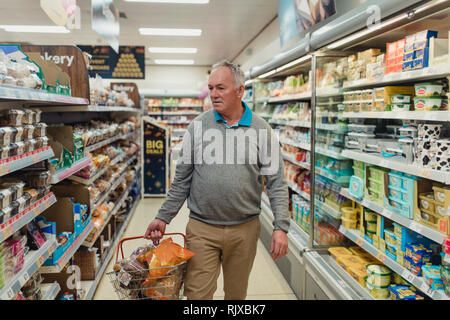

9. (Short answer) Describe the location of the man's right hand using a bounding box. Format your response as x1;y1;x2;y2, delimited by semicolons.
144;218;167;243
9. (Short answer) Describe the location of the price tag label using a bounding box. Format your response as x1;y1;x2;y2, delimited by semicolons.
36;255;45;267
376;252;386;263
413;223;423;235
1;288;14;300
401;269;416;284
19;272;30;286
382;209;392;219
3;225;14;240
418;168;432;179
356;238;364;247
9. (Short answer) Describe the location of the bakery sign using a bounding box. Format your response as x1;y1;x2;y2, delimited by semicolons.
77;45;145;79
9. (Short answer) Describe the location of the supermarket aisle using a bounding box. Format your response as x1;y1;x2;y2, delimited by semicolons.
93;198;297;300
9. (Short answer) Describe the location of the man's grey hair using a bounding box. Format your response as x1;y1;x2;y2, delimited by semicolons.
211;60;245;89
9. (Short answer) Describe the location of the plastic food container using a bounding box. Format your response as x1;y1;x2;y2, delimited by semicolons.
384;229;397;246
11;127;23;143
393;273;409;285
414;96;443;111
364;210;378;222
341;207;358;220
419;193;435;212
24;171;50;187
418;124;442;139
0;109;24;126
389;284;425;300
33;123;47;138
34;137;49;149
0;127;14;147
392;103;411;111
0;146;11;159
341;217;358;230
366;264;392;287
440;263;450;282
11;141;26;156
366;279;390;299
369;167;387;182
388;172;403;188
422;265;444;290
26;139;37;152
366;221;377;233
347;124;376;134
391;94;412;104
23;125;34;140
414;82;444;97
399;127;417;138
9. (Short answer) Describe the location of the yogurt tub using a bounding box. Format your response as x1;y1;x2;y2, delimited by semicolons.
341;207;358;220
392;103;411;111
364;210;378;222
366;279;390;299
414;96;443;111
391;94;412;103
366;221;378;233
441;98;448;110
415;82;444;97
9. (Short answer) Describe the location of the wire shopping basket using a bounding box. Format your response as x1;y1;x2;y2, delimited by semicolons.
106;233;187;300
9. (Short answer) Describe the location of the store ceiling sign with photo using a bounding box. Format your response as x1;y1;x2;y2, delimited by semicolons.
278;0;336;46
77;45;145;79
91;0;120;53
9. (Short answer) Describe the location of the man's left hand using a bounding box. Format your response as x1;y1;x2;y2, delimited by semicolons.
270;230;288;260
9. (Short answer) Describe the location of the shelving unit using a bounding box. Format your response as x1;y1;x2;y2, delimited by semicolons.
0;193;57;243
339;226;449;300
39;220;95;273
81;194;141;300
37;105;142;113
0;147;54;177
341;149;450;184
0;237;58;300
50;157;92;184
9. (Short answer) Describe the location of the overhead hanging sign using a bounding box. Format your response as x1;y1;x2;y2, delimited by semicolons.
142;118;169;197
91;0;120;53
278;0;337;46
77;45;145;79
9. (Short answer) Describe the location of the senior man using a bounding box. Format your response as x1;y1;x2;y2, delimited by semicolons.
145;61;289;300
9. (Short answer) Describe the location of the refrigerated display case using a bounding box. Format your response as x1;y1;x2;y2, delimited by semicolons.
257;0;450;300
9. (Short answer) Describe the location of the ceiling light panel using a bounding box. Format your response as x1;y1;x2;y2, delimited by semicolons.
0;25;70;33
154;59;195;65
149;47;198;54
139;28;202;36
126;0;209;3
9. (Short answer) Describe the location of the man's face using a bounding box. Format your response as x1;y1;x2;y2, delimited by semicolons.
208;66;243;114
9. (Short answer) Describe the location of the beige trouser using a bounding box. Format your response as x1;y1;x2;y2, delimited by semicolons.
183;217;261;300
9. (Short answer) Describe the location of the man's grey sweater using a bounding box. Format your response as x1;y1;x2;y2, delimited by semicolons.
156;108;290;233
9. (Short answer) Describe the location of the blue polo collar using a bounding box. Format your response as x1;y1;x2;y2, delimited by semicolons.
214;101;252;128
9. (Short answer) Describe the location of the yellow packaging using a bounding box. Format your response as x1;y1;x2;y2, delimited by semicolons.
348;263;368;287
349;246;367;256
328;247;353;261
382;86;416;105
341;207;358;220
341;217;358;230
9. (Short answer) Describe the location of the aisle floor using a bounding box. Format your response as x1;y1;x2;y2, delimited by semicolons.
93;198;297;300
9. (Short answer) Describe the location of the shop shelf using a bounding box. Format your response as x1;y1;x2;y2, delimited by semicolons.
342;63;450;90
0;237;58;300
90;169;128;215
50;157;92;184
315;123;348;133
149;105;203;108
39;220;95;274
269;119;311;128
147;111;201;116
36;105;142;113
255;97;270;103
338;225;450;301
41;282;61;300
268;92;312;103
315;146;347;160
315;167;351;185
280;138;311;152
321;254;377;300
287;181;310;201
0;146;54;177
82;181;136;248
340;188;447;245
67;152;125;185
316;87;343;98
0;85;89;106
84;130;139;153
341;149;450;184
0;193;57;243
282;153;311;170
342;111;450;122
81;195;141;300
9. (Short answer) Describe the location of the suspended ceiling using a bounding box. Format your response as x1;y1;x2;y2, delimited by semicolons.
0;0;278;66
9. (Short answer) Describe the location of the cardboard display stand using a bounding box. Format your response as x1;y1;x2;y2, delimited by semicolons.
110;82;141;108
21;45;90;100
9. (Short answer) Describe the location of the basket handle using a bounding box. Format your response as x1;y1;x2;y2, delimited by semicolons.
115;233;187;262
